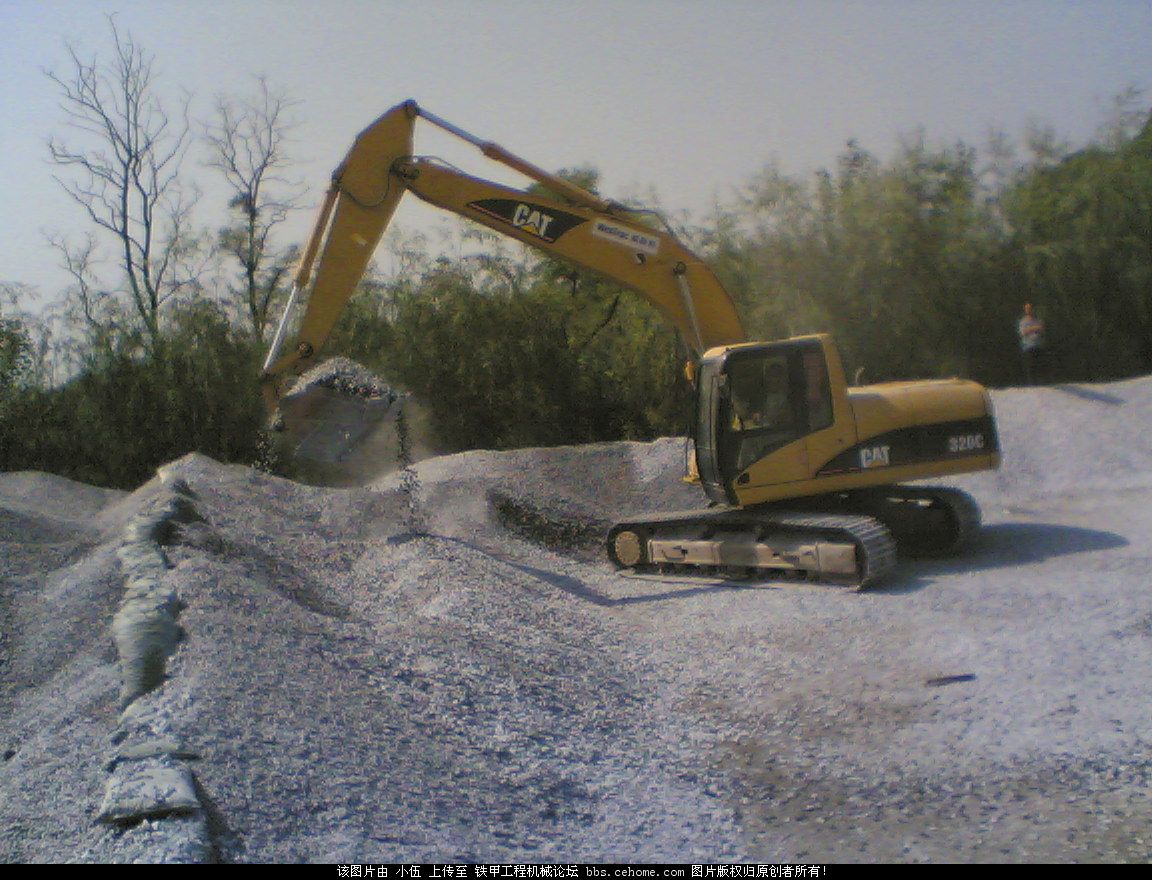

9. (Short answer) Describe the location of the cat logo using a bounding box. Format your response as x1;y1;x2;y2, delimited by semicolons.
467;198;587;244
859;444;891;469
511;204;554;239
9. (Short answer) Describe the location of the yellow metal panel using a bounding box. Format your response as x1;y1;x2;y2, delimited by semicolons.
733;453;999;506
295;104;416;360
850;380;990;438
401;161;745;352
741;438;809;487
804;335;859;471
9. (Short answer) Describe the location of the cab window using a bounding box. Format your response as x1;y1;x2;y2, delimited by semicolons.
727;355;795;433
802;347;834;432
722;351;802;472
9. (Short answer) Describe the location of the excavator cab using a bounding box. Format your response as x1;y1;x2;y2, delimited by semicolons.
695;336;842;507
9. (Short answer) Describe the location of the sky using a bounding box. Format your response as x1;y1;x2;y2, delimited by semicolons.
3;0;1151;306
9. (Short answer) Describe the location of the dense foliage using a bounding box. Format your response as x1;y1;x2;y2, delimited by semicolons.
719;116;1152;387
0;304;266;488
329;228;695;453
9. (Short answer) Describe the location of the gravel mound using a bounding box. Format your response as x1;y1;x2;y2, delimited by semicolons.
3;376;1152;862
955;378;1152;500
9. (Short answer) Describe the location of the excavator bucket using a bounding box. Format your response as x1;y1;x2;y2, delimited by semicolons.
270;358;438;487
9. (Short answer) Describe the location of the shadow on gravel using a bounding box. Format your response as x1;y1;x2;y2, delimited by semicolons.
218;535;352;620
508;560;752;607
423;532;748;607
961;521;1126;566
1050;384;1126;405
885;521;1129;591
192;776;236;864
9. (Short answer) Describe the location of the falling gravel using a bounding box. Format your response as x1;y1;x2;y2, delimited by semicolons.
3;378;1152;863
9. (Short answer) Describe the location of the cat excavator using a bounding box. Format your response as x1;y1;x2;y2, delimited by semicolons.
261;100;1000;587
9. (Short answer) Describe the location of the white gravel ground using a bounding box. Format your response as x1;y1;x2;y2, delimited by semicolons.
2;377;1151;863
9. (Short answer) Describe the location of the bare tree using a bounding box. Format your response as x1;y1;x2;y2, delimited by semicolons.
46;17;201;347
204;76;305;339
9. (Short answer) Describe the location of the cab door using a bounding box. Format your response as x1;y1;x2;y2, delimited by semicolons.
719;345;811;492
697;336;859;506
719;337;858;504
797;336;858;483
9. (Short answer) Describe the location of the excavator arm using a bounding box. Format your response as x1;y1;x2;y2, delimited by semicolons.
260;100;745;404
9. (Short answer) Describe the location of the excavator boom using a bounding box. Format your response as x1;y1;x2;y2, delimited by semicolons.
262;100;744;397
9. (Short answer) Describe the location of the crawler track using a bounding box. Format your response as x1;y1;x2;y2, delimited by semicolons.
607;507;898;589
607;486;980;588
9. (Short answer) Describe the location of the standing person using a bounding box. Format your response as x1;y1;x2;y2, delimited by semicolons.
1018;302;1046;385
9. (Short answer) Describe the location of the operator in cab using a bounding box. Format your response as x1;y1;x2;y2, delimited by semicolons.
730;359;793;432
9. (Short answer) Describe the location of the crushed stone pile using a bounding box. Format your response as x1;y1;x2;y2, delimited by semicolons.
3;376;1152;863
285;357;401;404
959;379;1152;501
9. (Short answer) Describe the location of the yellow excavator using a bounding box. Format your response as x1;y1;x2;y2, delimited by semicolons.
261;100;1000;587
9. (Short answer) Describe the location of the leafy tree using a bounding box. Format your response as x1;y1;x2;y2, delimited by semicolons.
711;135;1018;385
1005;109;1152;378
0;283;34;396
0;299;265;489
